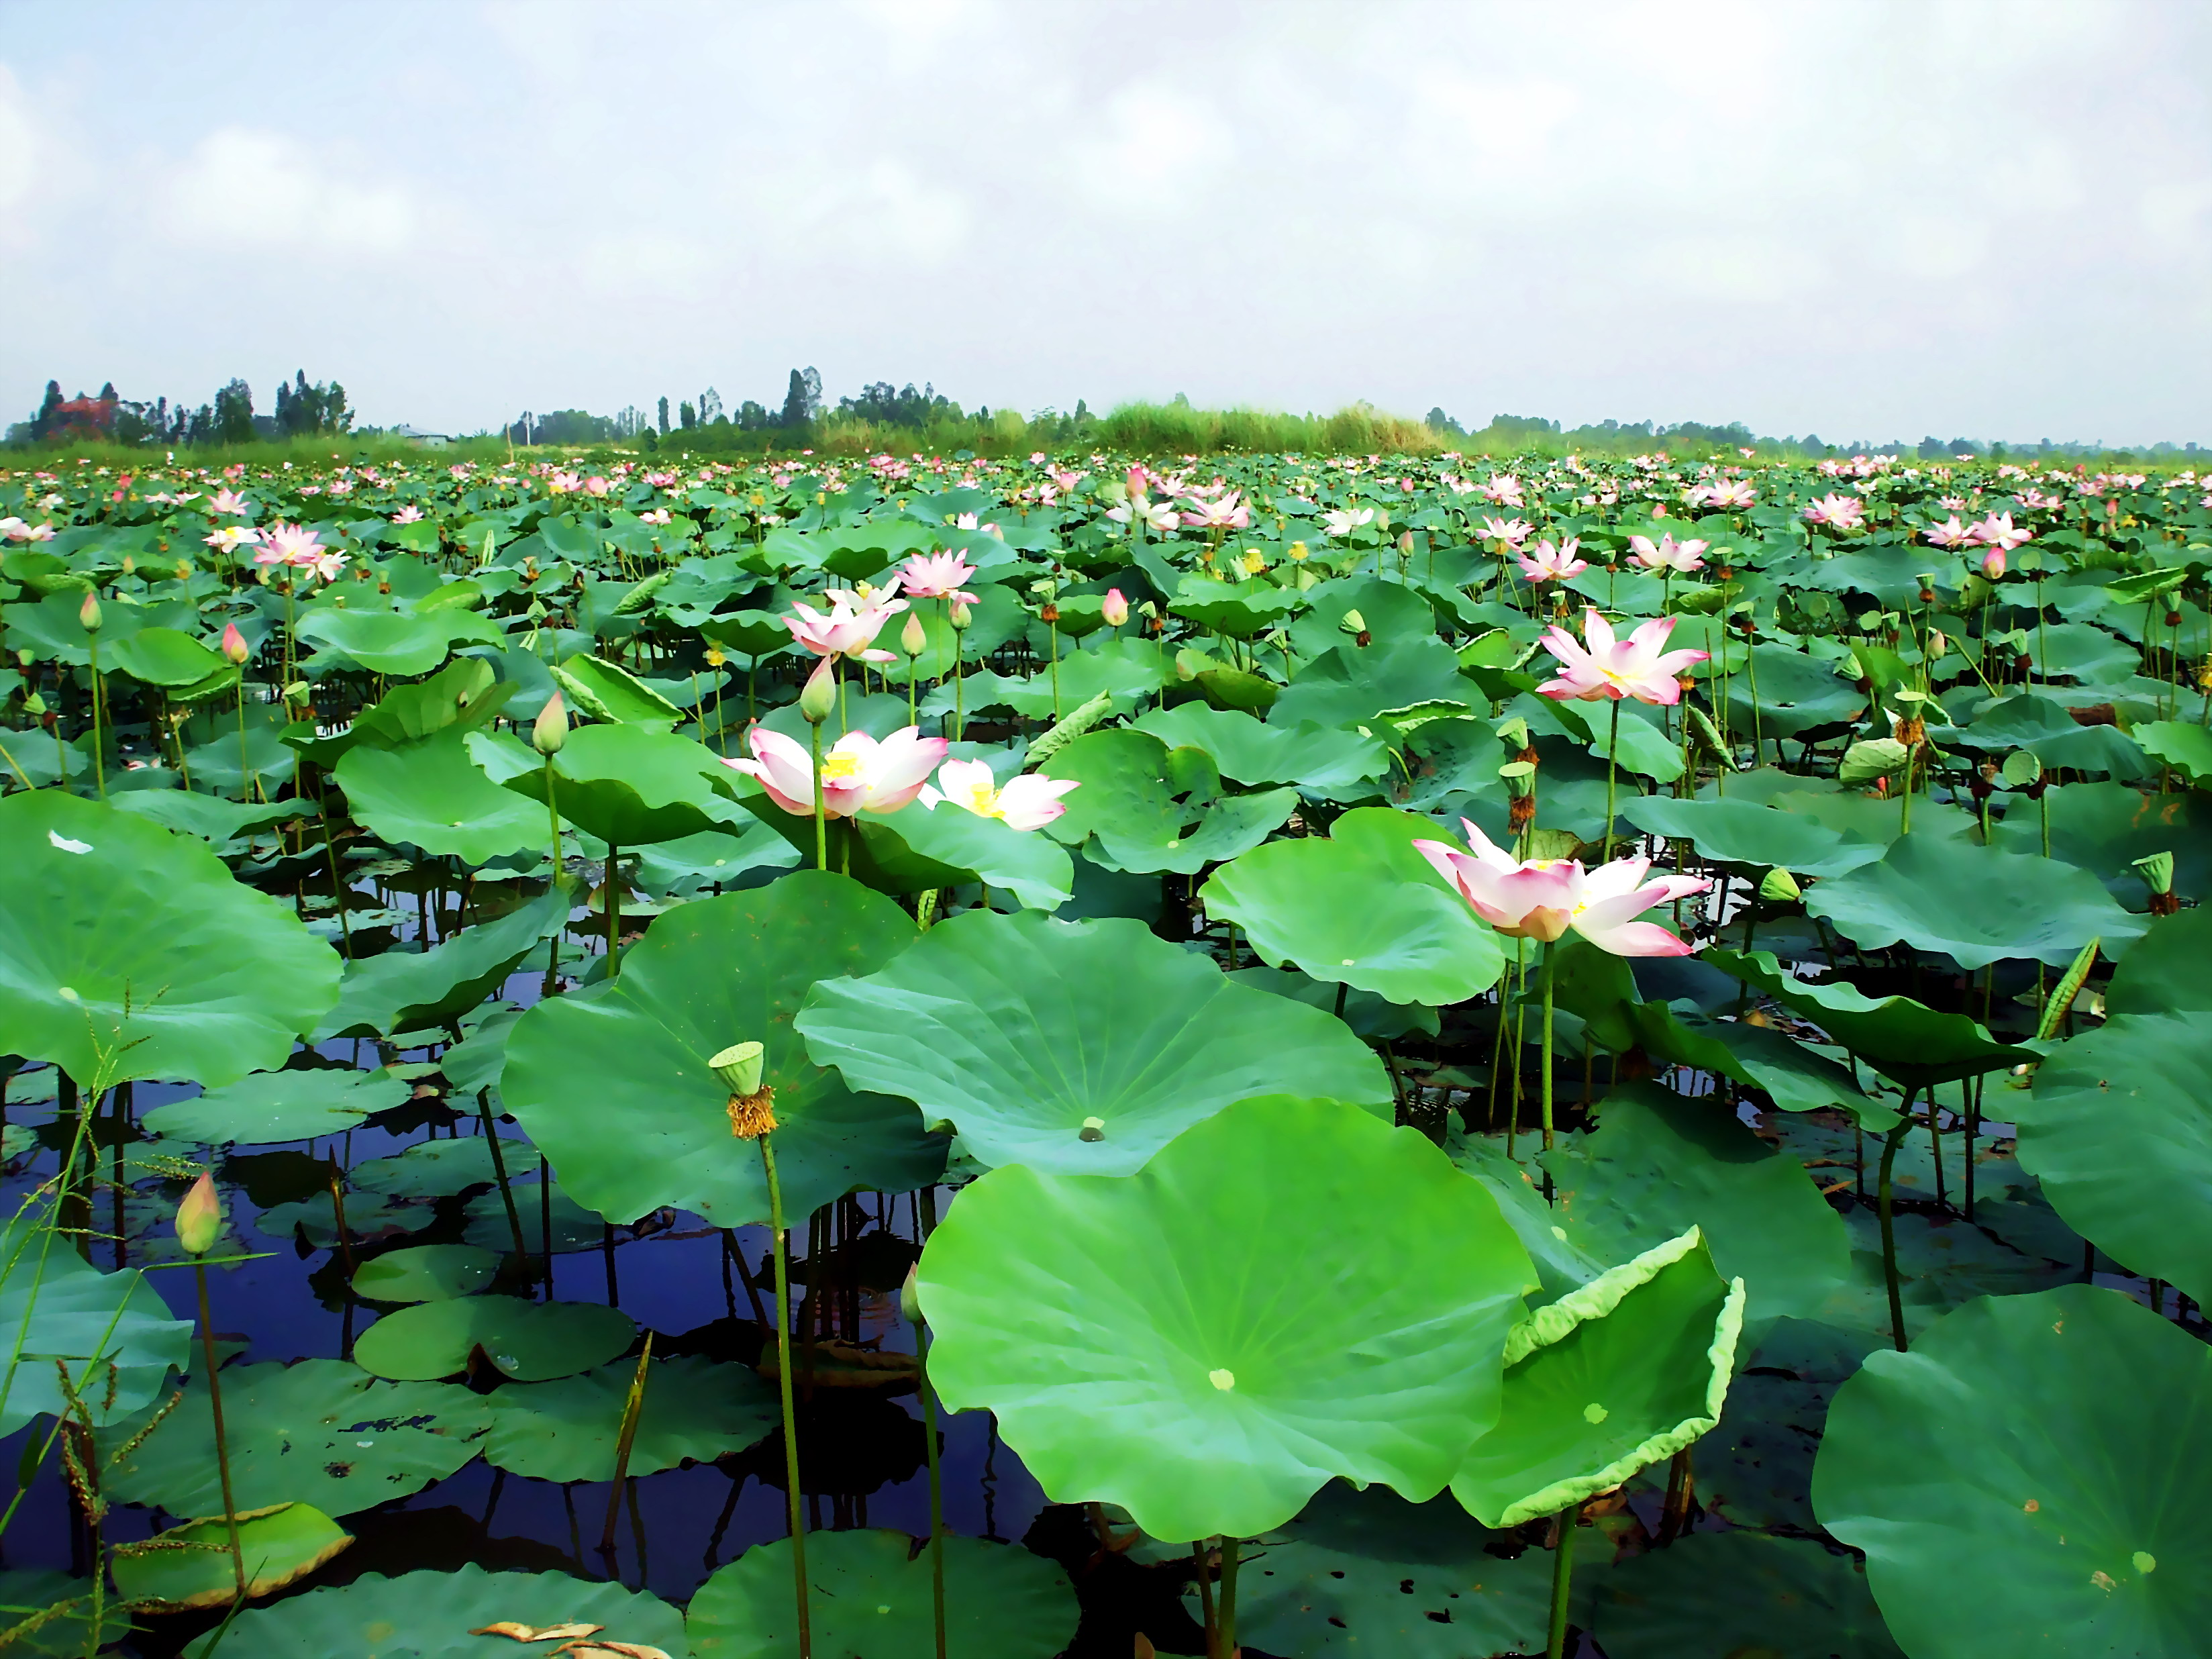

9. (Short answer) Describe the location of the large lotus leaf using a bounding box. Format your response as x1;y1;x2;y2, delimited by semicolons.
1229;964;1440;1043
337;729;550;864
346;658;515;750
549;652;681;731
2133;717;2212;783
144;1066;410;1146
1587;703;1687;783
2019;1013;2212;1305
1169;575;1301;637
1037;727;1298;874
350;1137;517;1199
296;607;491;676
483;1356;777;1482
1538;1083;1852;1338
1622;999;1884;1123
1706;948;2037;1087
917;1097;1538;1542
1813;1285;2212;1659
503;721;756;848
797;909;1391;1174
0;1569;135;1658
1269;637;1470;733
687;1528;1078;1659
104;625;229;688
1452;1229;1744;1527
629;824;800;892
735;788;1074;912
1209;1482;1564;1659
185;1564;687;1659
352;1244;501;1303
1806;834;2147;970
1768;787;1977;846
2102;905;2212;1015
0;1217;196;1436
317;884;571;1040
115;1503;352;1611
1720;643;1866;736
1201;808;1505;1004
1592;1531;1903;1659
101;1359;491;1517
353;1297;635;1382
922;636;1172;719
110;790;306;848
1451;1135;1612;1304
0;792;341;1089
1989;782;2212;905
1286;574;1440;657
1134;702;1389;794
1623;795;1887;878
501;875;948;1227
2035;620;2142;684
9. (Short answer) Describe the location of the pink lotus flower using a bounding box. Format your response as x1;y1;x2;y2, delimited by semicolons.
1482;516;1534;547
1688;478;1757;509
919;757;1080;831
1628;532;1708;574
784;585;908;663
1107;496;1180;535
1413;819;1709;955
392;505;424;523
1923;516;1972;548
640;507;672;525
211;488;251;516
1538;609;1709;705
546;470;583;495
1480;475;1526;507
1049;468;1087;494
1518;538;1589;583
255;521;325;568
1964;511;2033;554
723;724;948;818
1101;588;1129;627
1181;491;1251;531
1321;506;1376;539
896;551;978;603
1803;494;1866;529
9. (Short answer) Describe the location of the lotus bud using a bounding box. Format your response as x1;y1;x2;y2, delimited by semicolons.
1927;628;1948;658
1758;867;1802;903
1078;1116;1107;1142
77;591;101;634
798;656;837;724
900;1263;923;1326
533;690;568;754
1980;547;2007;580
709;1040;766;1096
220;622;250;666
1101;588;1129;628
948;599;972;632
175;1171;221;1256
901;611;927;658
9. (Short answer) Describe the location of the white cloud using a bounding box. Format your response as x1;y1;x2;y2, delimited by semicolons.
0;65;37;210
158;129;418;256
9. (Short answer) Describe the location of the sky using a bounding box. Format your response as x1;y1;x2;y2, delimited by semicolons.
3;0;2209;446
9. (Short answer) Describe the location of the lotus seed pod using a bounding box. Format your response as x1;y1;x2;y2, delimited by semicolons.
175;1171;221;1256
709;1041;766;1097
1758;867;1801;903
798;656;837;724
533;690;568;754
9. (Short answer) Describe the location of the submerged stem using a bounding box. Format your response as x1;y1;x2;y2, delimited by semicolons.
197;1261;247;1600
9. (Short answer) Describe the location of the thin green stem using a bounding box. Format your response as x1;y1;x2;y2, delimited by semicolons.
1878;1103;1916;1352
604;842;621;978
197;1261;246;1599
810;723;827;872
1602;697;1620;860
1546;1505;1578;1659
87;638;105;801
1540;943;1558;1156
917;1321;946;1659
761;1136;812;1658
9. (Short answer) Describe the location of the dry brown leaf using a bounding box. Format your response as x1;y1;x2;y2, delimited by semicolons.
550;1643;673;1659
469;1622;605;1642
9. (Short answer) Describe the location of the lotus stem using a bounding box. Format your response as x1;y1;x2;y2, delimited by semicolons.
809;724;827;872
761;1134;813;1659
195;1260;247;1599
1540;942;1559;1167
911;1303;947;1659
1546;1503;1578;1659
604;842;621;977
87;635;105;801
599;1333;654;1556
476;1090;528;1260
1877;1103;1916;1352
1602;696;1620;860
1217;1533;1240;1658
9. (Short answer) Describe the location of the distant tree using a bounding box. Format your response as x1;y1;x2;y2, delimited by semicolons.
212;379;256;444
737;400;770;430
1073;398;1091;424
657;395;670;436
1425;406;1466;436
780;370;811;429
679;401;697;430
30;381;63;439
699;387;723;424
801;366;822;420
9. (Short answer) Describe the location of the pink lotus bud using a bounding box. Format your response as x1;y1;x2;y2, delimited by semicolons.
798;656;837;724
175;1172;220;1256
948;599;972;631
78;591;101;634
1125;466;1148;498
220;623;250;666
1980;548;2007;580
533;690;568;755
1102;588;1129;628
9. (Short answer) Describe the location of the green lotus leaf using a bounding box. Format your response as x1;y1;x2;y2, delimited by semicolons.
295;607;482;676
258;1190;425;1251
1269;637;1470;733
0;1216;196;1436
113;1502;352;1611
1988;781;2212;905
687;1528;1078;1659
1169;576;1301;638
1134;703;1388;794
352;1244;501;1303
1228;964;1439;1042
1452;1228;1744;1526
317;883;571;1040
144;1066;410;1146
483;1356;777;1482
733;789;1074;913
1201;807;1505;1003
1719;642;1866;736
1036;727;1297;874
1287;574;1440;658
346;658;516;751
501;875;947;1228
1767;786;1977;845
339;727;551;865
103;625;228;687
1813;1285;2212;1659
628;824;801;892
1451;1135;1613;1303
1587;703;1687;783
0;1569;135;1658
100;1359;491;1517
916;1097;1537;1541
353;1297;635;1382
350;1138;521;1200
1623;1000;1884;1123
2103;905;2212;1015
1805;834;2147;970
1705;948;2037;1088
1206;1482;1564;1659
1591;1531;1903;1659
2133;717;2212;783
0;791;342;1089
1538;1083;1852;1338
798;909;1391;1174
1623;795;1887;878
923;636;1172;721
503;721;755;848
183;1564;687;1659
109;790;307;848
550;652;682;730
462;1183;604;1255
2019;1013;2212;1306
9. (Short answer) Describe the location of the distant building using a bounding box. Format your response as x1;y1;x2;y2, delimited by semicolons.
47;391;119;440
393;425;452;449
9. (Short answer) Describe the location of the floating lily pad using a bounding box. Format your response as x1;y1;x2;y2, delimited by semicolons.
101;1359;491;1517
687;1527;1077;1659
917;1097;1536;1541
798;909;1391;1174
461;1183;603;1255
352;1245;502;1303
0;1569;136;1657
1592;1531;1903;1659
112;1502;352;1611
351;1138;522;1200
1813;1285;2212;1658
338;729;552;865
0;791;342;1089
0;1215;196;1436
354;1297;635;1382
484;1356;778;1482
501;875;948;1229
145;1067;411;1146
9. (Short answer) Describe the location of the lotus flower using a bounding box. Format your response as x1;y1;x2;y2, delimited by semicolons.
723;724;948;818
1107;495;1179;535
1413;819;1709;956
211;489;251;516
895;551;978;603
919;757;1080;831
1922;516;1972;548
1538;609;1709;705
1628;532;1708;573
219;623;250;665
1688;477;1757;509
1480;476;1526;507
1802;494;1866;530
1181;491;1251;531
204;524;261;554
784;585;908;663
1481;516;1534;547
1965;511;2033;554
174;1171;221;1256
1321;506;1376;539
1518;538;1589;583
391;505;425;523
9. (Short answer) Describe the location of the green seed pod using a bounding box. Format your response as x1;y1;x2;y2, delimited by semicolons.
708;1041;766;1097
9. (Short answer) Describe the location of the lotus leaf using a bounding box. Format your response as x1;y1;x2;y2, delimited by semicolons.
460;1183;603;1255
1813;1285;2212;1659
0;791;342;1089
1720;643;1866;737
1767;787;1976;845
924;636;1172;721
295;607;487;676
1134;702;1388;793
1269;637;1470;733
350;1138;519;1200
736;789;1074;911
798;909;1391;1174
1988;781;2212;905
1622;1000;1883;1123
144;1066;410;1146
0;1570;135;1658
112;1502;352;1611
1036;727;1297;874
0;1217;196;1436
687;1528;1078;1659
317;883;572;1040
550;652;683;730
483;1356;777;1482
1623;795;1887;878
337;729;551;864
353;1297;635;1382
109;790;306;848
352;1244;501;1303
1287;576;1438;658
1228;964;1439;1042
916;1097;1537;1541
101;1359;491;1517
502;721;756;848
501;875;948;1228
103;625;228;688
2133;717;2212;783
1201;807;1506;1004
346;658;516;750
1591;1531;1902;1659
2102;905;2212;1015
